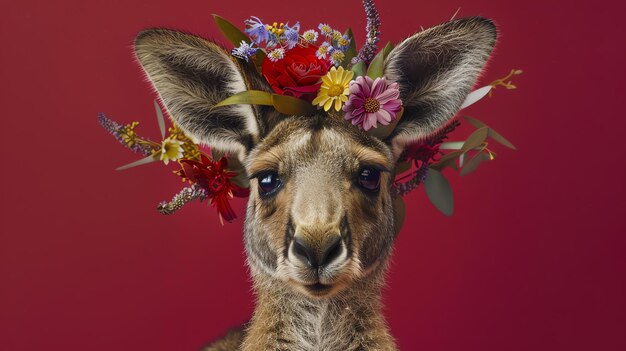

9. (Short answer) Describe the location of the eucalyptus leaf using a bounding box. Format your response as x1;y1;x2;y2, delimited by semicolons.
460;85;492;109
439;141;465;150
430;150;463;171
116;154;158;171
154;100;166;139
463;115;487;129
464;116;516;150
392;196;406;236
342;28;357;68
488;129;517;150
461;127;489;151
424;168;454;216
460;152;489;176
212;14;250;47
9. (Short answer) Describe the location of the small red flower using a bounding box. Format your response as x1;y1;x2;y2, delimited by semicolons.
262;45;331;102
405;143;440;163
177;155;249;223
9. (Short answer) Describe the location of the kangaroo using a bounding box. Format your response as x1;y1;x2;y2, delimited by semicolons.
133;14;496;351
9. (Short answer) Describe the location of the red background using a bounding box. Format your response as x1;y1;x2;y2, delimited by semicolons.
2;0;625;350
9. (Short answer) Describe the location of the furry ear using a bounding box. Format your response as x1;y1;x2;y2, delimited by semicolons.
384;17;497;156
134;29;271;159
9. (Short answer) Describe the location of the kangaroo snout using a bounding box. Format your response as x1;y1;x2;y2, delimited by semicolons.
291;234;344;269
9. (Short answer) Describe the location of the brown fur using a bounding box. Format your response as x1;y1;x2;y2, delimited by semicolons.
134;17;497;351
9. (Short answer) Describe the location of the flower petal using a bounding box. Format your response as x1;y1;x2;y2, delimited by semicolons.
313;94;329;106
323;98;334;111
322;75;333;87
375;88;400;104
376;109;392;124
370;77;386;97
334;97;343;111
382;99;402;113
363;113;377;131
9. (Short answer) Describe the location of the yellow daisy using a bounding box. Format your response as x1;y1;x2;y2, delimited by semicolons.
312;66;354;112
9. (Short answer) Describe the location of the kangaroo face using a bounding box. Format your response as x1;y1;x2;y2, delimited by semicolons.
243;116;395;297
133;17;496;300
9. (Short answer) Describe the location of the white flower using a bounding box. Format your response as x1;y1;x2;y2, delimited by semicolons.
159;137;184;164
267;47;286;62
302;29;319;43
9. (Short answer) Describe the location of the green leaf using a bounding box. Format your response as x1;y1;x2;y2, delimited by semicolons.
214;90;273;107
464;116;516;150
463;115;487;129
214;90;317;116
351;61;366;77
393;196;406;236
461;127;489;151
366;42;393;79
439;141;465;150
460;152;489;176
430;150;463;171
271;94;317;116
212;14;249;47
342;28;357;68
382;41;394;58
366;107;404;139
461;86;492;109
424;168;454;216
116;154;158;171
366;47;385;79
154;100;166;139
488;129;517;150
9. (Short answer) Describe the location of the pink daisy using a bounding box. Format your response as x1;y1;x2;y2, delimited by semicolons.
342;76;402;131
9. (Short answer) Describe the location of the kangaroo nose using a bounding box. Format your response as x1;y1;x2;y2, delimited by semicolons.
292;235;344;268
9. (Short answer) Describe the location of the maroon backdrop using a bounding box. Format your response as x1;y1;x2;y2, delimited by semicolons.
2;0;625;350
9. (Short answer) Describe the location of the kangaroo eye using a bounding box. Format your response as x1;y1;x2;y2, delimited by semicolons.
258;171;282;196
358;167;381;192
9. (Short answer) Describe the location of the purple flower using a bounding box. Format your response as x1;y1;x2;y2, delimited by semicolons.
231;41;258;62
343;76;402;131
245;16;270;44
283;22;300;49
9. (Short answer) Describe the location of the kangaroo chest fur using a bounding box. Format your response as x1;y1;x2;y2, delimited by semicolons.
242;271;395;351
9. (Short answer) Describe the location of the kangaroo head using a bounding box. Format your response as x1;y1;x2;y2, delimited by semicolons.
134;17;496;298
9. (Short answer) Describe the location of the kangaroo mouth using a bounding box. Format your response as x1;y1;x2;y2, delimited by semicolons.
305;282;332;295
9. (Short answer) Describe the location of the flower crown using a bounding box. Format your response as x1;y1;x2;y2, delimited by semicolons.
99;0;520;228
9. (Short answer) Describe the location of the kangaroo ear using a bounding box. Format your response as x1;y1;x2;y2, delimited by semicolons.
384;17;497;157
134;29;272;159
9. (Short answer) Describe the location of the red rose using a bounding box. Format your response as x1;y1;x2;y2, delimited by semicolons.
262;45;331;102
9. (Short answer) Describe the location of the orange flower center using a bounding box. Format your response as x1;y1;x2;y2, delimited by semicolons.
364;98;380;113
